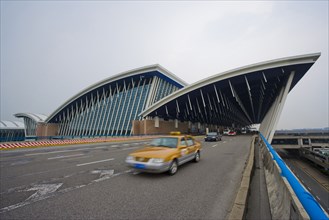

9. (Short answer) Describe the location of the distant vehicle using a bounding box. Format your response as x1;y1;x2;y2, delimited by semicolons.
241;128;247;134
228;131;237;136
125;132;201;175
248;127;259;134
223;129;230;135
204;132;222;142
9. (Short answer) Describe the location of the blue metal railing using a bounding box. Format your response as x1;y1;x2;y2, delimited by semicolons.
260;133;328;220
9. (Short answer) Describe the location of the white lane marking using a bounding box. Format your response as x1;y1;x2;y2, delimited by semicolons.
62;156;91;161
10;160;31;166
211;144;217;148
25;144;124;156
48;154;85;160
76;158;114;167
316;196;321;201
116;146;139;151
25;148;95;156
94;146;107;149
0;169;133;213
26;183;63;201
223;141;227;144
91;170;115;182
0;183;63;213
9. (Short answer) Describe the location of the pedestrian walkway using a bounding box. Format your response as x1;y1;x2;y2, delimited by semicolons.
246;142;272;220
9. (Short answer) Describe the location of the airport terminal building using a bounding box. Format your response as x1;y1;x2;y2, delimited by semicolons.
13;53;320;142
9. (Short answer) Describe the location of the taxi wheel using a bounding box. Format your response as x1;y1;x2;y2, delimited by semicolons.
168;160;178;175
194;151;200;163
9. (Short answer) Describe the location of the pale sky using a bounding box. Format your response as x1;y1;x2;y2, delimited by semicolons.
1;1;328;129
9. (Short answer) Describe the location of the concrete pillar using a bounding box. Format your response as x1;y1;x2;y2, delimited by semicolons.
260;71;295;143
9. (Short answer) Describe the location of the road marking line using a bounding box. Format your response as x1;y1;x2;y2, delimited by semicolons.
0;183;63;214
62;156;91;161
76;158;114;167
316;196;321;201
211;144;217;148
111;145;119;148
0;169;133;213
48;154;84;160
25;148;95;156
94;146;106;149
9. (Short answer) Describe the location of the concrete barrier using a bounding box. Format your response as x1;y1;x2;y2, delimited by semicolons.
261;142;309;219
260;134;329;220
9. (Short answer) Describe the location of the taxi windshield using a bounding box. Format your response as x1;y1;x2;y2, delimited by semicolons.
150;137;178;148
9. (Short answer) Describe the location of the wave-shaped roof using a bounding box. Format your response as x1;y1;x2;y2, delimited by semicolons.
14;113;48;122
140;53;321;128
46;64;188;123
0;121;25;129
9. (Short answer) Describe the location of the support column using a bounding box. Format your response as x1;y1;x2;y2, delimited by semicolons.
260;71;295;143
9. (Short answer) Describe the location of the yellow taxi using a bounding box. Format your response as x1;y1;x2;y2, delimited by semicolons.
125;132;201;175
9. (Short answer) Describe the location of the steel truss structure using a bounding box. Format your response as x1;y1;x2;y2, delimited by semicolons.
46;65;186;137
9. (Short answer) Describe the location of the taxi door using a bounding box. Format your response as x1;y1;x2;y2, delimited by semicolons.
186;136;197;157
178;137;190;164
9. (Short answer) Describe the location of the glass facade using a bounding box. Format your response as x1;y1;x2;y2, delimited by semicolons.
54;75;180;137
22;117;37;137
0;129;25;142
0;121;25;142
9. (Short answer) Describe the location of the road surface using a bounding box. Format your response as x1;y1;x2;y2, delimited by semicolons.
0;135;252;220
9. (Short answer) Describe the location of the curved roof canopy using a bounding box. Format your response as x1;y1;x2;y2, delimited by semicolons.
140;53;321;128
46;64;187;123
0;121;25;129
14;113;48;123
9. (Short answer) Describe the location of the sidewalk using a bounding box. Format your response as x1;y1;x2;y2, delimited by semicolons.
245;142;272;220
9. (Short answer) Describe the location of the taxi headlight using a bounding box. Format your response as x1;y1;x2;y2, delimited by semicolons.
126;156;135;161
151;158;164;163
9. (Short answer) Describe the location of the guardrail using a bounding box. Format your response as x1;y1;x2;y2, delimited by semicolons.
260;133;328;220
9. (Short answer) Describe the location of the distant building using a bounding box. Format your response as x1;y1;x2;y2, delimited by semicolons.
14;113;47;139
0;121;25;142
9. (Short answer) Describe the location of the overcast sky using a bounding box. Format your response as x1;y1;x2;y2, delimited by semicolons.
1;1;328;129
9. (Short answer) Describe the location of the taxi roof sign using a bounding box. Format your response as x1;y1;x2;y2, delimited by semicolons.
170;131;181;135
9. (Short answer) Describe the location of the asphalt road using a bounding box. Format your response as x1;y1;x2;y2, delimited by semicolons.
0;135;252;220
277;149;329;214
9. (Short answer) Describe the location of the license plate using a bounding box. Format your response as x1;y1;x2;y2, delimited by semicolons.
134;164;145;169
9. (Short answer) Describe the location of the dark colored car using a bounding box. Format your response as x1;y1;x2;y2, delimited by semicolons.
204;132;222;142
